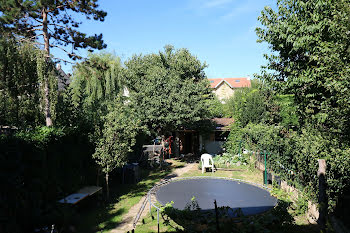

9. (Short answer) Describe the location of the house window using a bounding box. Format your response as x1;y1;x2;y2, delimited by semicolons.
215;131;229;141
235;80;240;82
210;81;214;83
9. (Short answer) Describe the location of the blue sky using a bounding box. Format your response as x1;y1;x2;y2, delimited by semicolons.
56;0;276;78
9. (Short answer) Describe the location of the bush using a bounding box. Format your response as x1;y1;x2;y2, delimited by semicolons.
198;153;248;169
0;127;97;232
240;123;350;212
213;153;248;168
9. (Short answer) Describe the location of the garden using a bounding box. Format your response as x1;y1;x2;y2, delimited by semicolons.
1;0;350;232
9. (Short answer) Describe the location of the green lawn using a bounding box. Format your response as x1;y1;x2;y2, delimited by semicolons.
182;164;263;185
74;160;186;233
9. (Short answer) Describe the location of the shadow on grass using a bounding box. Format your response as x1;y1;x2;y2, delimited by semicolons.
73;166;178;233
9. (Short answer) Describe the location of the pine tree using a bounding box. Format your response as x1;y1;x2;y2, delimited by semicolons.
0;0;107;126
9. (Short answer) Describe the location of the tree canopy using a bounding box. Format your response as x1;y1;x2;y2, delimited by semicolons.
125;45;212;134
69;52;125;141
0;37;51;127
92;99;144;199
0;0;107;59
0;0;107;126
256;0;350;139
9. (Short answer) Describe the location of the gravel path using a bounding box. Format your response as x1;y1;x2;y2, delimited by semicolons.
110;162;197;233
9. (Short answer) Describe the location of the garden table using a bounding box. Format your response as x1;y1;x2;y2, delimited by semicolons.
58;186;102;205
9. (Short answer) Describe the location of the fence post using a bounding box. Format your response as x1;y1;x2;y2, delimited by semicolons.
214;199;220;232
318;159;327;230
157;209;160;233
149;195;153;220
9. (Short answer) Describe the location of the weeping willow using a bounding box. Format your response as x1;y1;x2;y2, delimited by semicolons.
71;52;124;107
0;37;48;127
70;52;125;143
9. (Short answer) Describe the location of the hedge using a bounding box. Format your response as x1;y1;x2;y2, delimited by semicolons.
226;123;350;212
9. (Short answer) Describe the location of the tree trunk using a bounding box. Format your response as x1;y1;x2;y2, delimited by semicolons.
42;8;53;127
105;172;110;201
317;159;327;230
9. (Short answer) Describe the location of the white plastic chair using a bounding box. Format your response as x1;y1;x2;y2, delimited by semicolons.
201;153;215;173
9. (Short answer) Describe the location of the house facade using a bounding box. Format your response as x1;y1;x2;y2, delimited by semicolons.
208;77;251;102
174;118;234;156
200;118;233;154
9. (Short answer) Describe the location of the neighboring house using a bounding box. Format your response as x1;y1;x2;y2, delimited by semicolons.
56;64;71;91
208;77;251;102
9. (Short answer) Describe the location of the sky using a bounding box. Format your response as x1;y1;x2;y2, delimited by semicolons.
56;0;276;79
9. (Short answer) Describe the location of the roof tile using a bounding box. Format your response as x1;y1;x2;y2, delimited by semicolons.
208;77;251;89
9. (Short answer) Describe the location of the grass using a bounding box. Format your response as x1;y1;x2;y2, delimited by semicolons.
73;159;186;233
182;164;264;185
134;207;182;233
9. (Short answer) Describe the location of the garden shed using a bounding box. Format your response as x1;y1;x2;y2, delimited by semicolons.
174;118;234;156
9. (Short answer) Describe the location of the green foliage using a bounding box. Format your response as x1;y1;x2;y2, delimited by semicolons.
271;184;308;216
198;153;249;169
241;123;350;211
271;186;293;204
0;37;43;127
224;122;244;155
70;52;125;143
125;45;212;133
0;0;107;59
207;95;227;118
274;94;299;129
256;0;350;139
36;49;59;123
161;197;294;233
93;100;144;174
225;83;268;127
1;0;108;126
252;0;350;214
71;53;124;106
0;127;96;232
15;126;65;147
293;194;308;216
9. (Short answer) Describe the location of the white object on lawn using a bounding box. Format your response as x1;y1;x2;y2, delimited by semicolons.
58;186;102;204
201;153;215;173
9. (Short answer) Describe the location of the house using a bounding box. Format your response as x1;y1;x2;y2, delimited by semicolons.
56;64;71;91
200;118;234;154
175;117;234;156
208;77;251;102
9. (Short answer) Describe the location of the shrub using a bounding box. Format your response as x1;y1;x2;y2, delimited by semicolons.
240;123;350;212
0;127;96;232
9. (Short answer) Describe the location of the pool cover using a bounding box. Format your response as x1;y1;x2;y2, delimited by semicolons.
156;178;277;216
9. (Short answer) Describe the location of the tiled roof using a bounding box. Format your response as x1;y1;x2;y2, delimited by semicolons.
208;77;251;89
208;79;222;89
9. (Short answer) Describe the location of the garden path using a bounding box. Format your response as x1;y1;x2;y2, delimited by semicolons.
110;161;198;233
